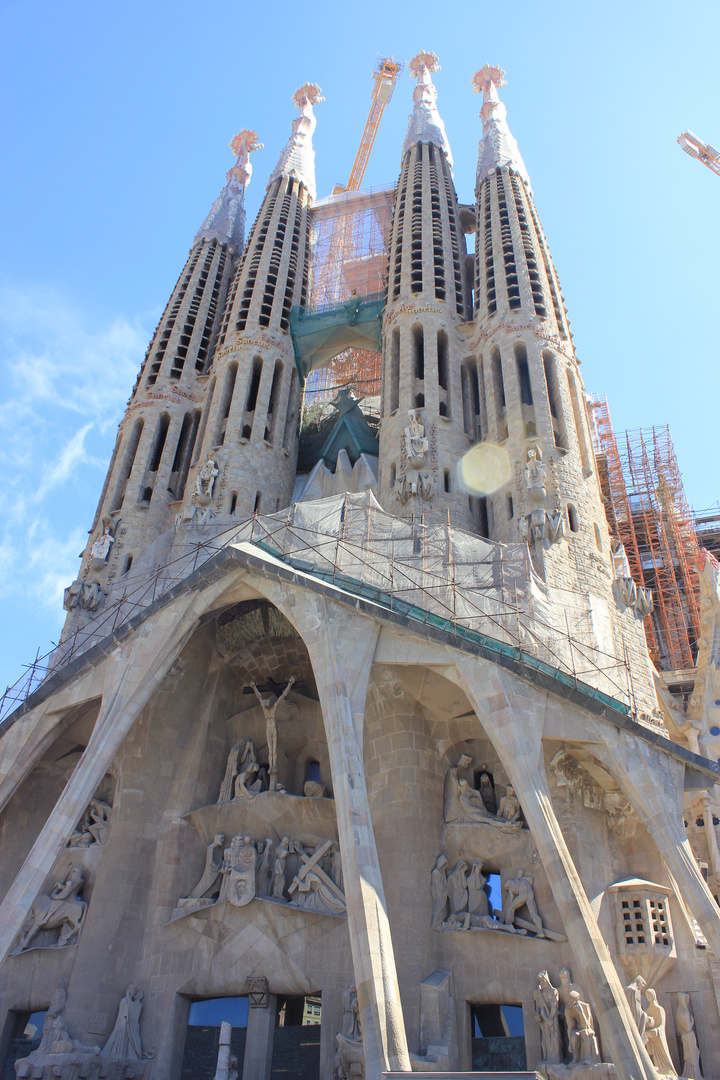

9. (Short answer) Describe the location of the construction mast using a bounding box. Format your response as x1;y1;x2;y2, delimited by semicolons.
333;56;404;194
678;130;720;179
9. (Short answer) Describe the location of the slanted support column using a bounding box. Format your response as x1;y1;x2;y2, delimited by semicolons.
597;725;720;958
0;582;227;964
243;994;277;1080
259;584;411;1079
451;657;656;1080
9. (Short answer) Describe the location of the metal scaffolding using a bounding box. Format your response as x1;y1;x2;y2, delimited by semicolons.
592;398;701;671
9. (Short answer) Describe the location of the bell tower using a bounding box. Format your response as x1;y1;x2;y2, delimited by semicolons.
180;84;324;523
62;130;260;622
377;52;476;528
469;65;613;594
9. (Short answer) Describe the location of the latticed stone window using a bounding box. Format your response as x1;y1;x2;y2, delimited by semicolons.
609;879;676;963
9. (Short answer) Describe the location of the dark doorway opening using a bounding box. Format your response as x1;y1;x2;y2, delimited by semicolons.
1;1011;47;1080
470;1003;526;1071
181;997;248;1080
271;994;321;1079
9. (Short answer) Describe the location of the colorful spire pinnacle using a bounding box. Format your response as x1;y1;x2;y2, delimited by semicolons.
402;51;453;167
472;65;531;191
268;83;324;201
193;129;263;253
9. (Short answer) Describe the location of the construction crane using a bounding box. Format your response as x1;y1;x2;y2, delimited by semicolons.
678;130;720;179
332;56;404;195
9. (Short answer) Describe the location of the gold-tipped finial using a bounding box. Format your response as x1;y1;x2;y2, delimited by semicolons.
292;83;324;109
408;51;440;78
228;129;263;156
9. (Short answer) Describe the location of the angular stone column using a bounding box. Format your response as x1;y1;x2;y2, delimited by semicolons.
597;724;720;958
243;995;277;1080
0;582;227;964
255;582;411;1079
451;656;657;1080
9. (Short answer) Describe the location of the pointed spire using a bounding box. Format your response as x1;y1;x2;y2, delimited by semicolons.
472;65;531;192
268;83;324;200
402;51;453;167
193;129;263;253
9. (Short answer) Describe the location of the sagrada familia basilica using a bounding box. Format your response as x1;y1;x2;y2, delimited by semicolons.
1;51;720;1080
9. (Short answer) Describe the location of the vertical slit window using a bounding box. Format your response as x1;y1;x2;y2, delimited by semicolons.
390;328;400;413
410;145;423;294
412;324;424;407
567;369;592;475
140;412;170;504
283;369;299;449
392;158;410;299
483;182;496;314
194;378;215;463
437;330;449;417
265;359;283;443
168;410;200;499
214;361;238;446
241;357;263;439
515;343;533;406
110;418;144;511
543;351;568;449
491;347;507;440
510;174;547;317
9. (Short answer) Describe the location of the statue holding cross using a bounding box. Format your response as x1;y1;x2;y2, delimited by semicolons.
250;676;296;789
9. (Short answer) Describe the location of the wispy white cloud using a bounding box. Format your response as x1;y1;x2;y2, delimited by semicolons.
0;282;157;689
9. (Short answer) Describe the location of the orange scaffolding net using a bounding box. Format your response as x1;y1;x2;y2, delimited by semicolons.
592;398;701;671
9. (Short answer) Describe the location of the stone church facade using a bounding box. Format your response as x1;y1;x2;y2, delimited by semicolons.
2;53;720;1080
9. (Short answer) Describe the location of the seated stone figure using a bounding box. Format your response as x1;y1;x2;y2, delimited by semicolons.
443;755;522;831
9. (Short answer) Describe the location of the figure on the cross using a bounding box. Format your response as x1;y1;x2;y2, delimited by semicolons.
251;676;296;787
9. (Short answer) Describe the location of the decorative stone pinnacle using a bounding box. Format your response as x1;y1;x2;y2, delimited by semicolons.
409;51;440;78
471;64;506;93
292;83;324;109
229;129;264;157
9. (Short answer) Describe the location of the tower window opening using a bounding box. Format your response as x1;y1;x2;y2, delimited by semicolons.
410;145;423;293
254;491;262;512
542;351;568;449
567;369;592;475
305;759;321;784
412;323;424;408
265;359;284;444
510;174;547;317
437;330;450;417
194;378;215;463
526;197;567;338
283;368;299;449
390;328;400;414
490;347;507;441
148;412;170;474
389;463;397;488
507;493;514;520
515;343;533;406
444;469;451;493
110;417;144;512
392;157;409;299
242;356;263;439
496;173;521;310
568;504;579;533
168;410;200;499
214;361;238;446
594;522;603;551
229;492;238;515
483;184;496;315
461;358;480;440
121;555;133;576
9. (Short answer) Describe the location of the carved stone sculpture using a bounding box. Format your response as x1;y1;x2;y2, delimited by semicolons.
103;985;143;1060
466;861;489;917
68;796;112;847
525;447;547;502
221;835;257;907
644;987;676;1077
676;992;703;1080
251;677;296;789
447;860;469;914
195;456;219;505
501;870;545;937
565;990;600;1065
63;579;103;612
37;979;71;1053
89;524;115;569
218;740;242;803
214;1020;234;1080
234;741;261;799
273;837;291;900
397;410;434;503
334;985;364;1080
304;780;326;798
534;971;562;1065
289;840;346;916
497;786;522;823
256;837;274;896
443;755;522;830
17;864;87;951
14;978;105;1075
430;855;448;929
179;834;224;908
625;975;650;1041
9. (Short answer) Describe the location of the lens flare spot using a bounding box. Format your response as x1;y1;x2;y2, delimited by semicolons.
457;443;512;496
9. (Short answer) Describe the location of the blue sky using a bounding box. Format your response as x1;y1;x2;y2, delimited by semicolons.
1;0;719;697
